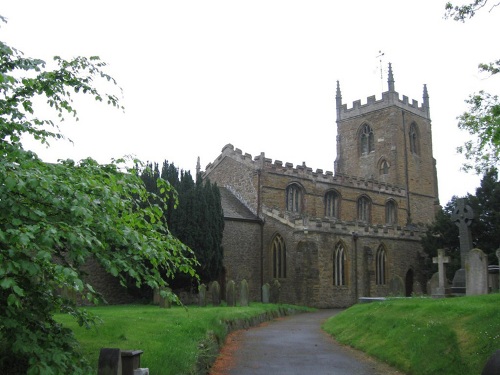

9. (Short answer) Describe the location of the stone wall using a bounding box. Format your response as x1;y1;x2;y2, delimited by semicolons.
222;219;262;302
81;257;136;305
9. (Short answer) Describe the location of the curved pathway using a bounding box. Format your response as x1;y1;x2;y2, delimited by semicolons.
210;309;403;375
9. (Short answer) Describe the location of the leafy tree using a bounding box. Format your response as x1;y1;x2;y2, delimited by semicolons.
0;21;197;374
445;2;500;173
421;197;460;281
422;169;500;280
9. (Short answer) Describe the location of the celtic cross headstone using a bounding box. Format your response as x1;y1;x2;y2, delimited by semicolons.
450;198;474;268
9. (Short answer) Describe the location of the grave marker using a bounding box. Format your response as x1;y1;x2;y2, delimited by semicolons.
262;283;270;304
270;279;281;303
210;281;221;306
240;279;249;307
97;348;122;375
451;198;474;295
198;284;207;307
226;280;236;307
466;248;488;296
432;249;450;298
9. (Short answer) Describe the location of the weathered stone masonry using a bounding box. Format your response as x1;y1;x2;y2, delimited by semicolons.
204;64;439;308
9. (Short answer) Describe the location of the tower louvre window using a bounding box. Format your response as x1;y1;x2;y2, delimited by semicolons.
360;124;374;156
380;159;390;175
409;122;420;155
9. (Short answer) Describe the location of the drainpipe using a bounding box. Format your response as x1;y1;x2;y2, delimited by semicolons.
352;232;359;302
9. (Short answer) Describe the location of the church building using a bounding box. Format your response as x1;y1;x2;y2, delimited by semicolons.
202;64;440;308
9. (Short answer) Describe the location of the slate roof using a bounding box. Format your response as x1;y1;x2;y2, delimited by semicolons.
219;187;261;222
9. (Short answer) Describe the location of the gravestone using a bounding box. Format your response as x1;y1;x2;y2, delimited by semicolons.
432;249;450;298
270;279;281;303
466;248;488;296
388;275;404;296
210;281;221;306
159;287;172;309
198;284;207;307
488;265;499;292
240;279;249;307
98;348;122;375
262;283;270;303
427;272;439;296
412;281;423;296
451;198;474;295
226;280;236;307
153;289;160;305
121;350;143;375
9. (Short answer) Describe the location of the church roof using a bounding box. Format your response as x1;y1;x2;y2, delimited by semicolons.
219;187;260;222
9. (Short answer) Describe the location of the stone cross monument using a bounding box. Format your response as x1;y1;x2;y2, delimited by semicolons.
450;198;474;295
432;249;450;298
450;198;474;268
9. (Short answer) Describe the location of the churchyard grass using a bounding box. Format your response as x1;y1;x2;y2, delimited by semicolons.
56;303;312;374
322;294;500;375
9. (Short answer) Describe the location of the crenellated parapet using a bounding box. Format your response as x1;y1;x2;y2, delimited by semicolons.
203;143;406;197
263;207;423;240
339;90;429;121
336;63;430;121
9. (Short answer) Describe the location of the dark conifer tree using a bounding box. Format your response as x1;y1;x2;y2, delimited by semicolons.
140;160;224;288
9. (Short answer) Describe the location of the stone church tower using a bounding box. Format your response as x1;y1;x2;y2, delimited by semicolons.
335;63;439;225
203;65;439;307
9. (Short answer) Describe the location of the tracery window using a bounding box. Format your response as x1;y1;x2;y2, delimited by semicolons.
325;190;340;218
357;195;371;223
360;123;374;156
271;234;287;279
409;122;420;155
333;243;346;286
286;183;302;213
385;200;397;225
376;246;386;285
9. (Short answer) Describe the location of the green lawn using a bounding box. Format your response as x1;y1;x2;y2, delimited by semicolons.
56;303;312;374
322;294;500;375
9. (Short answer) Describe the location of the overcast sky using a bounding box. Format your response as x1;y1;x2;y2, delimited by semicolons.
2;1;499;205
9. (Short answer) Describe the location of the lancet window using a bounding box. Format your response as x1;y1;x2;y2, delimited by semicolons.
286;183;302;213
325;190;340;218
334;243;347;286
376;246;387;285
360;123;374;156
271;234;287;279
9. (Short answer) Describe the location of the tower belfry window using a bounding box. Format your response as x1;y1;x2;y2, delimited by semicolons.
360;124;374;156
409;123;420;155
